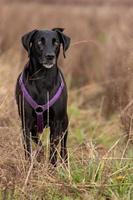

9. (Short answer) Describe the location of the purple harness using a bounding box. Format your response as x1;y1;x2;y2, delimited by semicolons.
19;68;64;133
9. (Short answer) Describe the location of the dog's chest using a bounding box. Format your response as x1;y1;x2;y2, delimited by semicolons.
26;79;63;109
23;72;66;121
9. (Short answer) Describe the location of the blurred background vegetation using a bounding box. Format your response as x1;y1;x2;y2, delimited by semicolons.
0;0;133;199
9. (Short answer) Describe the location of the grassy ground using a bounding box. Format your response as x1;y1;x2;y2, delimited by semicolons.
0;51;133;200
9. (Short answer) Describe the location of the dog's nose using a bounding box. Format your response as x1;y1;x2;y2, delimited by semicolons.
46;54;55;60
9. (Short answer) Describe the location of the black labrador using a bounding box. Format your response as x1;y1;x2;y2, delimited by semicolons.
15;28;70;166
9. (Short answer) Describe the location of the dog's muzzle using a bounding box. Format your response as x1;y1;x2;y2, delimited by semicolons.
41;57;56;69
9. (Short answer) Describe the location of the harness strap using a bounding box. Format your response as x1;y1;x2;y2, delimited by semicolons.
19;70;64;133
36;111;44;133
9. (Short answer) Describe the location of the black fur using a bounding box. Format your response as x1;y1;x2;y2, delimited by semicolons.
15;28;70;166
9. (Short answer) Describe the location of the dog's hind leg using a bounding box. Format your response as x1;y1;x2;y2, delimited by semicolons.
31;128;42;145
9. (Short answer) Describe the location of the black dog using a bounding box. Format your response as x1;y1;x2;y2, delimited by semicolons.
15;28;70;166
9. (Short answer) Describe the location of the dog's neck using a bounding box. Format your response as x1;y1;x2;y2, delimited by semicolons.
25;57;59;91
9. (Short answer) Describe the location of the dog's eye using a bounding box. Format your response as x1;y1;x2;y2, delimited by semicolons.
38;41;42;46
37;40;44;51
53;39;59;47
54;41;59;46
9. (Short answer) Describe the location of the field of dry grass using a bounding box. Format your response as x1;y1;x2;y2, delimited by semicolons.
1;0;133;5
0;2;133;200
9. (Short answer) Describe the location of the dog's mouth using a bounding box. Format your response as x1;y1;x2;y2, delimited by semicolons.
42;63;54;69
40;58;56;69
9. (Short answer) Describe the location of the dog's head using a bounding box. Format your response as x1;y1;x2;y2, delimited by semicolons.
21;28;71;69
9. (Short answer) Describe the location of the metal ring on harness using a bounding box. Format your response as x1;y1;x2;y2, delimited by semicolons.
35;106;44;113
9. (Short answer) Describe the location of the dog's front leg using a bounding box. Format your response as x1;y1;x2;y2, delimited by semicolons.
18;94;32;161
31;128;44;162
49;122;61;166
60;130;68;166
22;128;32;161
60;115;69;166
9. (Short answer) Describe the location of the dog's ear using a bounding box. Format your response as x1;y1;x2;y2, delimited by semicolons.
21;29;38;55
52;28;71;58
